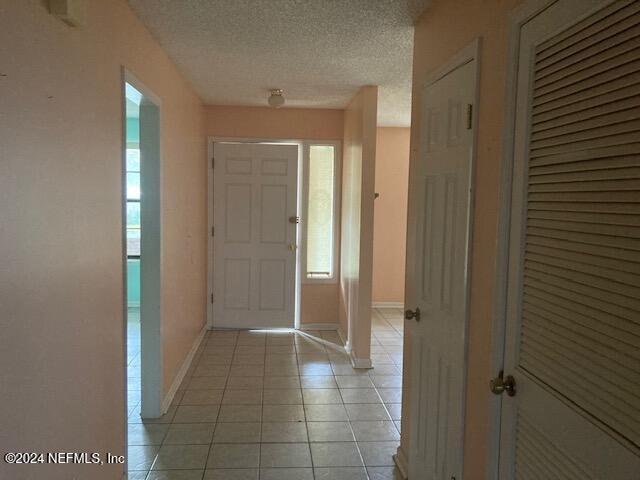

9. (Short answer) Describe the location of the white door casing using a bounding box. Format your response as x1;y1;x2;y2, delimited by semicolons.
123;72;164;420
405;51;478;480
213;142;298;329
498;0;640;478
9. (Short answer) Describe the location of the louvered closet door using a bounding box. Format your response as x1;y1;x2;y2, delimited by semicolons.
499;0;640;479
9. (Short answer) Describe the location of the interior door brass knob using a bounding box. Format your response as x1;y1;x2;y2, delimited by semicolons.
404;308;421;321
490;371;516;397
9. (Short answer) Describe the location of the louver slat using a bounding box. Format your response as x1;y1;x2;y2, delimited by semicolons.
536;0;640;63
526;243;639;273
535;26;640;84
529;166;640;183
532;74;640;116
532;107;640;141
524;286;640;340
525;251;640;287
533;58;640;107
528;208;640;226
516;415;596;480
532;85;640;125
519;0;640;452
524;275;638;325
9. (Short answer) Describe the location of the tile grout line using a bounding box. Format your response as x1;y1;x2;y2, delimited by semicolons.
297;330;316;480
202;329;234;479
132;312;401;479
372;308;402;439
258;331;267;480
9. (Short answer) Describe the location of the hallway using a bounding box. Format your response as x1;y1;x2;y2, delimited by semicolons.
127;309;404;480
5;1;639;479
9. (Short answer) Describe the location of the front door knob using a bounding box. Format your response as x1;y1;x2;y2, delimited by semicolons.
404;308;421;321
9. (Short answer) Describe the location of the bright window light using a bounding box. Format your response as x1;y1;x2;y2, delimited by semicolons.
306;145;336;279
125;83;143;105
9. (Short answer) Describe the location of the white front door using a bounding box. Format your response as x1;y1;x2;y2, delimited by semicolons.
213;142;298;329
405;57;476;479
498;0;640;478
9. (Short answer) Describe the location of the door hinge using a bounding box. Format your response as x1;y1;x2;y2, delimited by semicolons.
210;293;214;303
211;157;215;169
466;104;473;130
211;226;215;237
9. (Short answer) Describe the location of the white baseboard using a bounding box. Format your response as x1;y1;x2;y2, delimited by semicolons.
350;350;373;369
299;322;340;331
393;446;409;479
372;302;404;309
336;326;371;368
161;323;207;413
337;327;349;351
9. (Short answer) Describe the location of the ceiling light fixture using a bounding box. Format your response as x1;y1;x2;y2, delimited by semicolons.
268;89;285;108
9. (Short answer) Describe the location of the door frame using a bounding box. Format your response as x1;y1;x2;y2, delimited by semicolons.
398;38;482;479
207;137;304;330
121;68;164;423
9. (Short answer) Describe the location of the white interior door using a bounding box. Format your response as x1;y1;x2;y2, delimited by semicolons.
213;142;298;329
405;58;476;480
498;0;640;478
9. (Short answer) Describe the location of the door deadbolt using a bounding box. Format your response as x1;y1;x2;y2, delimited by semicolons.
289;216;300;224
404;308;421;322
490;371;516;397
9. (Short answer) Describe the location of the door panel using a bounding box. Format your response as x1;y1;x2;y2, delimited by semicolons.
225;184;252;242
260;185;287;243
406;58;476;480
499;1;640;478
224;258;250;310
213;142;298;329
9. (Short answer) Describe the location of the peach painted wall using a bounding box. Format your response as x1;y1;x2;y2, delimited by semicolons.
372;127;410;304
0;1;206;479
339;86;378;361
206;105;345;325
400;0;523;477
207;105;344;141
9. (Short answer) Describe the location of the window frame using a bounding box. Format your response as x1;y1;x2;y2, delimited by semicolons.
126;147;141;259
301;141;341;284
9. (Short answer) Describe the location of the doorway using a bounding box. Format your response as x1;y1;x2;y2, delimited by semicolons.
123;73;163;421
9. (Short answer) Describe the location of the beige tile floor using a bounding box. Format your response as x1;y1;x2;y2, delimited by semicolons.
127;308;404;480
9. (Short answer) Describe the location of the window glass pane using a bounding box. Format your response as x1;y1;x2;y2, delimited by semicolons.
127;201;141;229
126;148;140;172
127;172;140;200
127;229;140;257
306;145;335;278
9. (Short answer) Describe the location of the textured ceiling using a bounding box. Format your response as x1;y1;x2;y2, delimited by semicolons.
127;0;430;126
